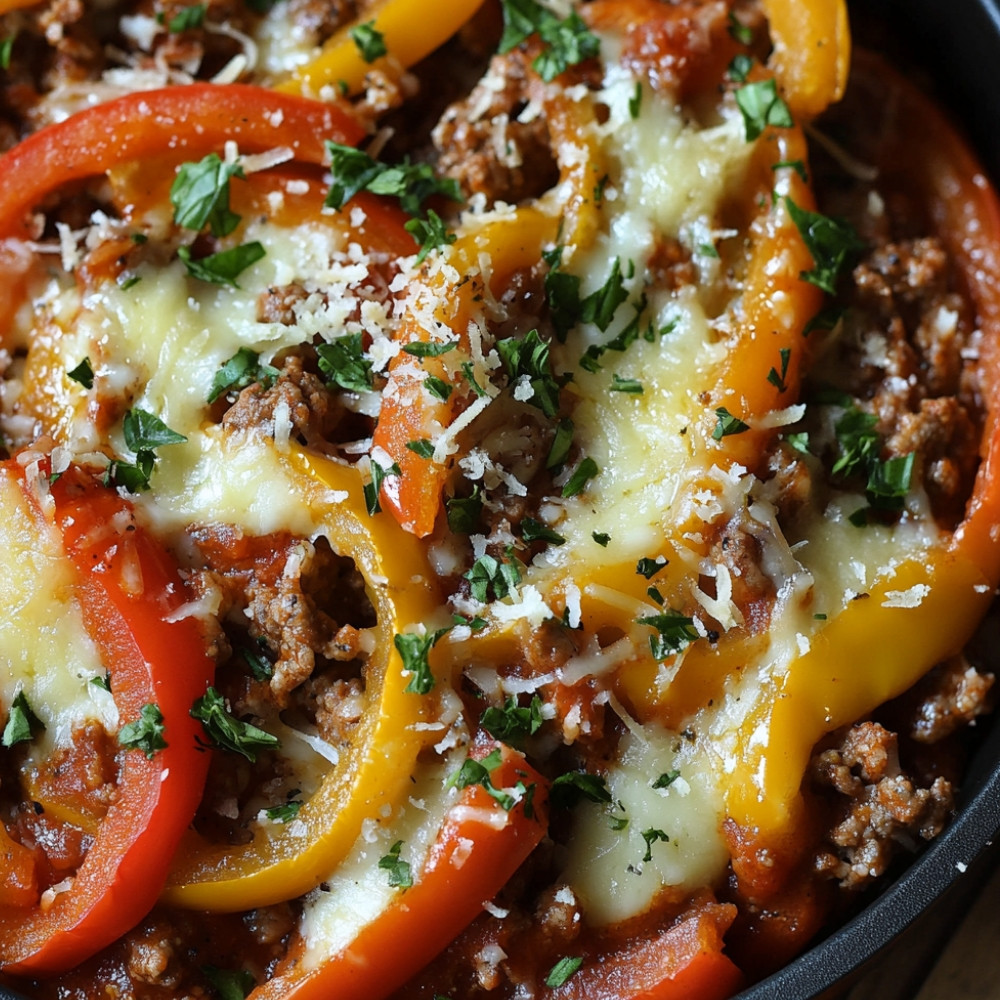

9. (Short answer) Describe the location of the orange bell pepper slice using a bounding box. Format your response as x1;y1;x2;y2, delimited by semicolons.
762;0;851;118
248;742;548;1000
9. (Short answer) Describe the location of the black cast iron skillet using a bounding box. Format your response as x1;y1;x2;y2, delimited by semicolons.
2;2;1000;999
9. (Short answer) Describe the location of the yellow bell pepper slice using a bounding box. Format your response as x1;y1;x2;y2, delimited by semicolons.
726;543;995;836
162;449;443;911
762;0;851;119
275;0;487;98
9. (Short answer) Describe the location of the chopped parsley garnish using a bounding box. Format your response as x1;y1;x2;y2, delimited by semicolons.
727;10;753;44
402;339;458;358
767;347;792;393
804;305;845;337
773;158;809;182
264;798;303;823
201;965;254;1000
170;152;244;237
460;360;489;397
521;517;566;546
118;274;141;291
406;438;435;459
405;209;457;262
561;456;598;498
647;585;664;605
543;247;583;342
610;374;643;394
106;407;186;492
544;956;584;989
550;771;612;809
118;703;167;759
832;406;879;478
208;347;280;403
728;52;753;83
316;332;373;393
579;297;659;373
635;556;664;579
546;417;575;471
652;769;680;789
67;356;95;390
178;241;266;288
168;4;207;32
464;550;522;603
592;531;610;547
324;142;462;216
496;329;561;417
712;406;749;440
0;34;15;70
2;690;44;747
480;695;544;748
636;610;697;660
378;840;413;888
498;0;599;82
446;486;483;534
241;644;274;682
544;252;630;343
364;458;401;516
628;81;642;119
640;827;670;862
581;257;629;331
786;430;810;454
350;19;387;62
449;748;529;813
190;686;279;762
395;628;448;695
867;451;915;506
424;374;453;402
783;197;865;295
735;78;793;142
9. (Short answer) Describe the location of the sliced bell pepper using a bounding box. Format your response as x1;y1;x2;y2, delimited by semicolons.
162;448;444;911
373;87;605;537
698;87;822;469
0;462;214;975
248;741;548;1000
547;902;743;1000
761;0;851;118
697;51;1000;839
373;204;560;536
0;83;364;239
274;0;487;98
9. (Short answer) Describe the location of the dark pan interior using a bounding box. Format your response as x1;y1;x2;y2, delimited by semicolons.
2;3;1000;999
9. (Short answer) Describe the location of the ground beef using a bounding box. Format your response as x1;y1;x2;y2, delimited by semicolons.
221;353;345;451
704;508;777;634
842;238;982;523
432;49;559;206
811;721;953;890
191;527;374;705
905;654;995;745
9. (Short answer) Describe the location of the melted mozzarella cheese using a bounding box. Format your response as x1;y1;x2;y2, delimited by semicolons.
0;470;115;754
563;723;729;926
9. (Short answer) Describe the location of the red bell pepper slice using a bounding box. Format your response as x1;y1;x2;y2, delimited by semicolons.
0;463;215;975
249;743;548;1000
0;83;365;239
548;903;743;1000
